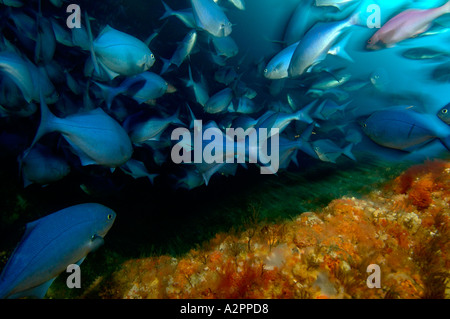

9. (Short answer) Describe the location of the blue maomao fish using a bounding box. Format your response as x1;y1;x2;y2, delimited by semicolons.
95;72;170;108
312;139;356;163
361;108;450;151
160;1;197;28
0;203;116;299
191;0;232;37
0;52;58;104
88;24;155;79
227;0;245;11
204;87;234;114
283;0;318;45
287;1;372;78
124;109;184;144
264;41;299;80
366;1;450;50
161;29;197;74
29;93;133;168
437;103;450;124
120;159;157;184
20;144;71;187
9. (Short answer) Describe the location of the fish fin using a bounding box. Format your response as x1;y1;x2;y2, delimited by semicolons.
159;0;174;20
89;236;104;252
84;11;99;75
170;107;184;126
342;143;356;161
27;90;58;156
63;137;97;166
199;163;225;186
75;257;86;266
329;33;354;62
7;278;56;299
186;65;195;87
295;101;316;124
97;59;120;80
160;57;171;75
147;174;157;184
93;81;119;110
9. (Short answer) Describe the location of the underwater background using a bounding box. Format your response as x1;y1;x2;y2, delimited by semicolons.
0;0;449;299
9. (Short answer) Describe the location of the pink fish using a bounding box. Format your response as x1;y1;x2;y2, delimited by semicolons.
366;1;450;50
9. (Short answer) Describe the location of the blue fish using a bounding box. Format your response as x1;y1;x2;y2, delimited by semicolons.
20;144;71;187
362;108;450;151
437;103;450;124
0;203;116;299
191;0;232;37
29;93;133;168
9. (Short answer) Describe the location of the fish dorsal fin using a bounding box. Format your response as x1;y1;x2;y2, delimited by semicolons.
98;25;115;38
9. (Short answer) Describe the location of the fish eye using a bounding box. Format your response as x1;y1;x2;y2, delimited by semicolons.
151;54;155;59
442;109;448;114
107;214;113;220
264;69;268;73
363;123;367;128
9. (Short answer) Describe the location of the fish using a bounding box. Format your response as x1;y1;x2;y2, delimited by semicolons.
437;103;450;124
161;29;197;74
283;0;317;46
312;139;356;163
20;144;71;187
0;52;58;104
361;108;450;151
264;41;299;80
29;93;133;168
89;24;156;79
94;72;169;108
402;47;450;60
228;0;245;11
124;109;184;144
0;203;116;299
120;159;158;184
191;0;232;37
204;87;234;114
288;13;357;78
366;1;450;50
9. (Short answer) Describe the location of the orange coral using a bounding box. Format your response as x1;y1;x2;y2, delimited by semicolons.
94;160;450;299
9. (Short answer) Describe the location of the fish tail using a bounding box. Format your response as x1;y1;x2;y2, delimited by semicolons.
296;101;315;124
93;81;120;110
342;143;356;161
27;89;58;154
169;107;184;126
159;0;174;21
160;57;171;75
84;11;100;75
